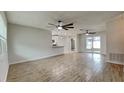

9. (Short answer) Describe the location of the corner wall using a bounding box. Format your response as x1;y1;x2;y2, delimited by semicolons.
8;24;64;64
106;13;124;64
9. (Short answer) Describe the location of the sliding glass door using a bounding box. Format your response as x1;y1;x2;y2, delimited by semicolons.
86;37;92;50
86;36;101;53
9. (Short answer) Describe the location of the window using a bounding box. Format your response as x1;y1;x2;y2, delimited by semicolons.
86;36;101;50
86;37;92;49
93;36;100;49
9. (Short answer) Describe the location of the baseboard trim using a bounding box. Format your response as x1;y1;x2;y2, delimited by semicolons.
9;53;64;65
78;52;106;55
106;60;124;65
4;64;9;82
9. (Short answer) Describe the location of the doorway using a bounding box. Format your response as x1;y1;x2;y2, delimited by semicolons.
86;36;101;53
71;38;75;51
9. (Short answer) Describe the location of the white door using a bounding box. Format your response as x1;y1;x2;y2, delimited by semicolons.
86;36;101;53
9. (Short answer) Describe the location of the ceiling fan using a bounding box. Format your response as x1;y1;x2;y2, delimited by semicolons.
48;21;74;30
80;29;96;35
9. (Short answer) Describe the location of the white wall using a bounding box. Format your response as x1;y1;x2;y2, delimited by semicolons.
0;12;8;82
106;13;124;64
8;24;64;64
107;14;124;54
52;35;64;46
100;31;106;55
78;31;106;55
77;34;86;53
64;35;78;53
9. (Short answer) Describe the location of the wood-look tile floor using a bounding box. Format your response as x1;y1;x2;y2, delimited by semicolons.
7;53;124;82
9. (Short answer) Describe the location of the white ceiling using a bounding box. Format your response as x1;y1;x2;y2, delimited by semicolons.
6;11;122;32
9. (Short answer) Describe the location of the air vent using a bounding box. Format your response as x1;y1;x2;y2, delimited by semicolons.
109;53;124;62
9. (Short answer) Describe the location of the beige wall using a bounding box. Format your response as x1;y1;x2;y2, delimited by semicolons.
107;14;124;54
8;24;64;64
0;12;8;82
106;13;124;64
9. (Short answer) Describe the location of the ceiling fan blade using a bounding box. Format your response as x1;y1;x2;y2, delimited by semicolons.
63;28;68;30
48;23;57;27
65;27;74;28
88;32;96;34
62;23;73;27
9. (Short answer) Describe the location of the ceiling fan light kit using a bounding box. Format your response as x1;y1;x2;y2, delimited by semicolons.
48;21;74;30
80;29;96;35
85;33;89;35
58;26;62;30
